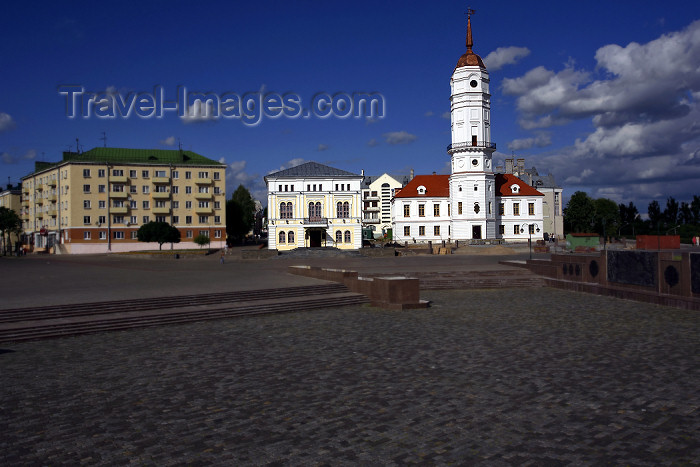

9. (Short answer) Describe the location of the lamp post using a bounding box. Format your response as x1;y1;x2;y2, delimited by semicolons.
520;223;541;260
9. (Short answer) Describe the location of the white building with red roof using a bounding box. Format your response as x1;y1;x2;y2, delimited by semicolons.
392;13;544;244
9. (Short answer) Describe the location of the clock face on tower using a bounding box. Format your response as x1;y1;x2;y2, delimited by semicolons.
472;158;479;166
470;80;478;88
457;158;464;168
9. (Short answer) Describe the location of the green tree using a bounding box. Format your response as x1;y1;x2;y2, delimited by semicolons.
193;234;210;249
136;221;181;250
664;196;679;226
647;200;663;231
690;195;700;224
679;201;693;224
0;207;22;255
226;185;255;244
593;198;620;237
564;191;595;233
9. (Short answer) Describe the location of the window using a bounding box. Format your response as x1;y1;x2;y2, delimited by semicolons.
434;204;440;217
142;201;150;209
214;215;221;224
83;184;90;193
499;225;505;235
172;171;179;179
199;230;209;237
513;225;519;235
528;203;535;216
198;171;208;178
130;185;137;194
404;226;410;236
98;169;105;177
113;231;124;239
474;203;480;214
185;186;192;194
130;231;138;239
403;205;410;217
156;216;166;223
172;186;179;194
336;231;343;243
488;202;492;215
213;187;221;194
344;230;351;243
83;169;91;178
112;169;123;177
98;184;106;193
280;202;293;219
419;204;425;217
130;216;137;224
198;201;209;208
309;202;322;218
142;216;150;224
99;231;107;240
142;170;149;178
155;185;168;193
448;204;451;216
83;216;91;224
129;170;137;178
419;226;425;236
130;201;137;209
458;202;463;215
83;200;91;209
198;186;209;193
213;172;220;180
214;201;220;209
279;231;286;244
499;203;505;215
113;200;124;208
214;230;221;238
434;226;440;236
514;203;520;216
172;201;179;209
83;231;91;240
98;215;106;224
112;184;124;192
198;216;208;223
474;185;478;191
288;231;295;244
113;216;124;224
142;186;149;194
155;170;167;177
337;201;349;218
185;201;192;209
186;230;193;238
173;216;179;223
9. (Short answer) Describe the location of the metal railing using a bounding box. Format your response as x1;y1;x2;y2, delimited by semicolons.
303;216;328;225
447;141;496;151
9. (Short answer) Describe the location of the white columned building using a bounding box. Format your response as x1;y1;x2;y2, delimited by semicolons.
448;12;497;241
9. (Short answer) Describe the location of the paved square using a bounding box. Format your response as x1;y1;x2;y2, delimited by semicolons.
1;287;698;465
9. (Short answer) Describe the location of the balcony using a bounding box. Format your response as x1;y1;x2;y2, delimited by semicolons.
48;194;57;202
363;195;380;201
153;206;170;215
303;216;328;226
22;200;29;207
48;207;57;217
152;177;170;184
195;207;213;215
109;191;128;199
111;175;128;183
364;206;380;212
195;177;212;185
36;211;44;219
194;192;212;200
111;206;129;214
36;197;44;205
447;141;496;153
36;184;44;191
152;191;170;199
363;218;380;224
48;179;57;187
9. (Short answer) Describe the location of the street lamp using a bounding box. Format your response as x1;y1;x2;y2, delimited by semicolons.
520;223;541;260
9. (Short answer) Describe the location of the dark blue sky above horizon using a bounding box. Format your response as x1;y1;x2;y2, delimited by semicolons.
2;1;700;213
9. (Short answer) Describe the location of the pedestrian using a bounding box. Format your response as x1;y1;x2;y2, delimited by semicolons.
220;251;225;264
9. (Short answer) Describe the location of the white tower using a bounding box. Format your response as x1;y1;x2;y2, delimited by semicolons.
448;10;496;240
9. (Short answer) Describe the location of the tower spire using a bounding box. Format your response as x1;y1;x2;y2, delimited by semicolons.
466;7;475;52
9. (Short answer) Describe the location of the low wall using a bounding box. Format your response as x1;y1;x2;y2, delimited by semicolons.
288;265;428;310
636;235;680;250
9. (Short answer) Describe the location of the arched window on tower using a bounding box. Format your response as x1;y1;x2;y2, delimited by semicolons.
278;231;286;244
344;230;351;243
336;231;343;244
288;231;295;244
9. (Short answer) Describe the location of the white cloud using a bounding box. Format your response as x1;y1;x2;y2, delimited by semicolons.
180;101;217;124
0;112;15;133
367;138;379;147
441;111;451;120
0;149;36;164
317;144;329;151
507;133;551;151
424;111;434;117
383;131;417;145
160;136;176;146
484;46;530;71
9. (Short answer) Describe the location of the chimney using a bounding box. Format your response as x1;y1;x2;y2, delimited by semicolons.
410;168;414;180
361;169;364;177
517;158;525;174
432;171;436;175
505;158;513;174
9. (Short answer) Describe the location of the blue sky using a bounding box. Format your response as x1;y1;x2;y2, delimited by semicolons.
2;1;700;213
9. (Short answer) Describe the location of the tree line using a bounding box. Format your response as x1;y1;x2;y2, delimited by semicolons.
564;191;700;239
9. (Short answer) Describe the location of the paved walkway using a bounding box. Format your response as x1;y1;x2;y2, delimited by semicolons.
1;285;698;464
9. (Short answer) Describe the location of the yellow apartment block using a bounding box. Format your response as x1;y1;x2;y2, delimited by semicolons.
20;147;226;254
0;186;23;254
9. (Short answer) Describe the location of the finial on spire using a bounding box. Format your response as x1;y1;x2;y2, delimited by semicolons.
466;7;475;51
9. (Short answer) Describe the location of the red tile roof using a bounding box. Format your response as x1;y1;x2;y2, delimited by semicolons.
394;175;450;198
495;173;544;197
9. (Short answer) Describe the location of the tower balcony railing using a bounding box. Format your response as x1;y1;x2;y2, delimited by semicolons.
447;141;496;152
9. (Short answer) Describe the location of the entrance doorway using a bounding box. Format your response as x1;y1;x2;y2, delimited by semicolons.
472;225;482;239
309;230;322;247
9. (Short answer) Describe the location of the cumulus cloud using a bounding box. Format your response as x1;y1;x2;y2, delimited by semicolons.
507;133;552;151
367;138;379;147
317;144;329;151
441;111;451;120
383;131;417;145
484;46;530;71
502;20;700;206
160;136;176;146
180;100;217;123
425;111;434;117
0;112;15;133
0;149;36;164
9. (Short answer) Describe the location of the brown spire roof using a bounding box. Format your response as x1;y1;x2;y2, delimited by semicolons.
455;13;485;69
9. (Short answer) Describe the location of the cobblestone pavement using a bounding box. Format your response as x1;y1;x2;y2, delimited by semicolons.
1;288;698;465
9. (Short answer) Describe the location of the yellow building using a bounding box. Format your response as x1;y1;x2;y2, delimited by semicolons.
264;162;363;250
20;147;226;254
0;186;22;254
